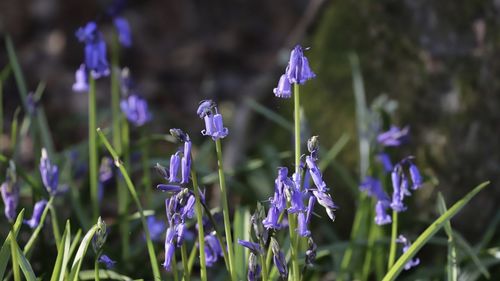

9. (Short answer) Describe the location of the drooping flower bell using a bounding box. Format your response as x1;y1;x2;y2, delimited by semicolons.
374;200;392;225
286;45;316;85
396;235;420;270
377;125;409;147
390;164;407;212
75;22;110;78
273;74;292;98
204;232;223;267
120;94;152;127
197;100;229;140
237;239;263;255
24;200;48;229
40;148;59;195
248;252;261;281
270;237;288;280
98;255;116;269
1;161;19;222
72;64;89;93
113;17;132;47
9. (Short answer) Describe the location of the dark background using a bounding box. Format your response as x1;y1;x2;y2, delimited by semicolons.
0;0;499;278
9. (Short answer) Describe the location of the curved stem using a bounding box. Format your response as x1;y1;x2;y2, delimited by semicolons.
214;139;237;281
94;256;100;281
388;210;398;270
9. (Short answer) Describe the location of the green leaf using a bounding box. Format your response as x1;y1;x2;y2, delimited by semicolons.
78;269;139;281
0;209;25;279
50;220;71;281
382;181;490;281
453;231;490;279
437;193;458;281
69;225;98;281
246;98;294;132
10;236;37;280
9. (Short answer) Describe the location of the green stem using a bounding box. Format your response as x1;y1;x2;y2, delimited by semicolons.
49;203;61;248
214;139;237;281
361;206;376;281
181;243;190;281
94;256;100;281
288;83;302;281
24;196;54;256
0;80;3;143
172;253;179;281
119;117;130;261
97;129;161;279
388;210;398;270
260;249;269;281
200;200;230;271
88;74;99;221
191;168;208;281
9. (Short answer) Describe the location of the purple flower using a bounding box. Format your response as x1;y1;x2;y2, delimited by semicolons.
163;226;176;271
40;148;59;195
157;184;182;193
204;233;223;267
98;255;116;269
72;64;89;93
120;94;152;126
409;163;423;190
147;216;166;242
390;166;407;212
285;45;316;85
377;126;409;147
180;194;195;219
262;206;281;230
237;239;263;254
374;200;392;225
360;176;390;202
396;235;420;270
181;140;192;184
168;153;181;183
306;156;327;192
305;238;317;266
273;74;292;98
376;153;393;173
1;180;19;222
176;223;187;245
113;17;132;47
270;238;288;280
24;200;48;229
297;212;310;237
248;253;261;281
76;22;110;78
198;100;229;140
312;190;338;221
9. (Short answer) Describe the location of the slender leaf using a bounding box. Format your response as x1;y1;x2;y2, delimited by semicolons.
453;231;490;279
78;269;138;281
0;209;25;279
69;225;98;281
383;181;489;281
10;237;37;280
50;220;71;281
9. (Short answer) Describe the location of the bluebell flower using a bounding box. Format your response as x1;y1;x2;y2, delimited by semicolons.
168;152;181;183
163;226;176;271
376;153;393;173
359;176;390;202
312;190;338;221
237;239;263;254
72;64;89;93
374;200;392;225
305;237;317;266
40;148;59;195
297;212;310;237
270;238;288;280
24;200;48;229
273;74;292;98
390;165;407;212
377;126;409;147
248;252;261;281
1;180;19;222
306;156;327;192
76;22;110;78
180;194;195;219
198;100;229;140
204;233;223;267
98;254;116;269
262;206;281;230
156;184;182;193
285;45;316;85
176;223;187;245
113;17;132;47
120;94;152;127
147;216;166;242
396;235;420;270
408;163;423;190
181;140;192;184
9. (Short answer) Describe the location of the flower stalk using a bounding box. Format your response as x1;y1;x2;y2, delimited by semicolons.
388;210;398;270
89;74;99;220
190;168;208;281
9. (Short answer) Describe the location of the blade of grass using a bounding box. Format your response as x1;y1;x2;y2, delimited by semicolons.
69;224;98;281
453;231;490;279
382;181;490;281
10;237;37;280
319;133;350;171
50;220;71;281
97;128;161;279
246;98;294;132
437;193;458;281
0;209;25;279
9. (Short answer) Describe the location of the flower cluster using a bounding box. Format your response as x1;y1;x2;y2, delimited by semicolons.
75;22;110;79
273;45;316;98
40;148;60;196
197;100;228;140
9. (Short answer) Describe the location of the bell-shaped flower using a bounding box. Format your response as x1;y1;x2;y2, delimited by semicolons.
273;74;292;98
120;94;152;127
285;45;316;85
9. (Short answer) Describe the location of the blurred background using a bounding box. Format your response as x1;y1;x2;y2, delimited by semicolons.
0;0;499;279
